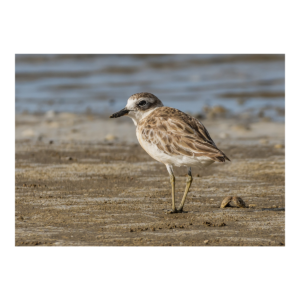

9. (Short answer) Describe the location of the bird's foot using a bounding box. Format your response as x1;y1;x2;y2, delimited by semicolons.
166;209;178;214
176;208;187;213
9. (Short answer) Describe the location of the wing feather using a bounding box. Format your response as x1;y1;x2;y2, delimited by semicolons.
139;108;230;162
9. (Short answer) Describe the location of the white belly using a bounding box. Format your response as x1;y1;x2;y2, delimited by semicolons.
136;130;215;168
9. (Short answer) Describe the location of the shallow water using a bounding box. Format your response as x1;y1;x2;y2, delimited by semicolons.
15;54;285;121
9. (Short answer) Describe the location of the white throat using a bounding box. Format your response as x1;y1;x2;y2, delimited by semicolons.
127;107;160;126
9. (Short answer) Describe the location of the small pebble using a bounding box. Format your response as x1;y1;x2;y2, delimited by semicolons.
274;144;284;149
221;196;246;208
232;196;246;208
249;204;256;208
220;196;232;208
204;240;209;244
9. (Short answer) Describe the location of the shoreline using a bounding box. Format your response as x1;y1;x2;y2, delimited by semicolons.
15;112;285;246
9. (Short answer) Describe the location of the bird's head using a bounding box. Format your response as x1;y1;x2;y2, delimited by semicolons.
110;92;163;125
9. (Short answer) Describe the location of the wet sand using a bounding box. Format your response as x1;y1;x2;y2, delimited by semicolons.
15;113;285;246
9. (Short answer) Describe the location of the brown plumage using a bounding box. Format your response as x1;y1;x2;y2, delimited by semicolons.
138;107;230;162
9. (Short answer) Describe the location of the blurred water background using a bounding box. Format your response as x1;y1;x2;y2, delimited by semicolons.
15;54;284;122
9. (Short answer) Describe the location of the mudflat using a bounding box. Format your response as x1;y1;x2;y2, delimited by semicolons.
15;113;285;246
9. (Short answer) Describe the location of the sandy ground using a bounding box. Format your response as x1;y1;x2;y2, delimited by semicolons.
15;112;285;246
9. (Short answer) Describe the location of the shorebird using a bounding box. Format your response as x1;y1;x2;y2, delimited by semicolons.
110;93;230;213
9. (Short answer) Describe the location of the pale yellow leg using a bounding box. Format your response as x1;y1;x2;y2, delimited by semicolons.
166;164;177;213
177;170;193;212
170;173;177;212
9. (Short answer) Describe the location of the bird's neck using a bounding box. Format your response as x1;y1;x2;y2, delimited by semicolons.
128;106;161;126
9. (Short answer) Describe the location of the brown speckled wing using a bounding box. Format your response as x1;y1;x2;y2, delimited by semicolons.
139;107;230;162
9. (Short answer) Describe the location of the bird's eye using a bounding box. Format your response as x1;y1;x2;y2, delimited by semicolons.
138;100;147;106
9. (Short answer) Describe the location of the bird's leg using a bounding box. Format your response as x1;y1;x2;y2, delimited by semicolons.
170;173;177;212
166;165;177;213
177;167;193;212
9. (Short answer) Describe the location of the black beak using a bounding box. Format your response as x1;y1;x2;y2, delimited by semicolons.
109;108;130;118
